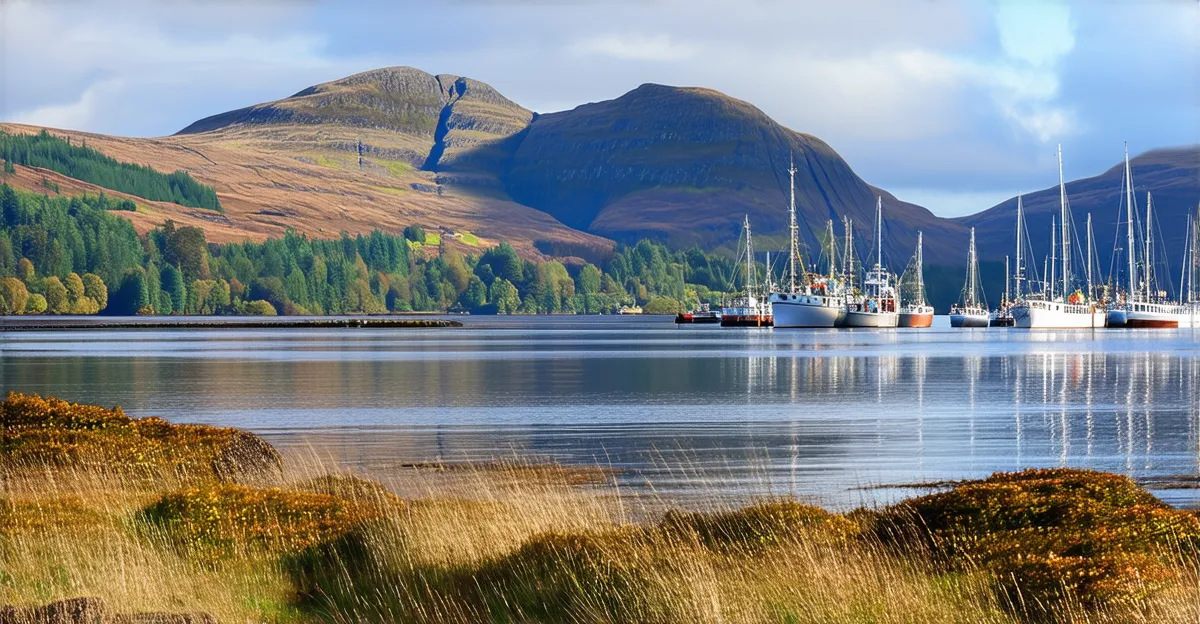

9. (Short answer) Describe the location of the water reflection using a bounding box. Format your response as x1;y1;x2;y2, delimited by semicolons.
2;319;1199;509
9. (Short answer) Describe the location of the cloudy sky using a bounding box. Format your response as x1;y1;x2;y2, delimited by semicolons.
0;0;1193;217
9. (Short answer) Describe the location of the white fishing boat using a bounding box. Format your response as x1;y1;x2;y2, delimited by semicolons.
950;227;989;328
1011;145;1107;329
721;216;773;327
844;197;898;328
1124;191;1196;328
770;158;845;328
897;232;933;328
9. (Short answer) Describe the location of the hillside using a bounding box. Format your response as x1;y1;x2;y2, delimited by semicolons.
1;66;1193;302
957;146;1199;287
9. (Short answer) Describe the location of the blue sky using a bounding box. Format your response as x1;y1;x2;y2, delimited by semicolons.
0;0;1193;217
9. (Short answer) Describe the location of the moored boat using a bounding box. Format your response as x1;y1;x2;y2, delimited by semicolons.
769;161;846;328
950;227;989;328
675;304;721;324
721;216;773;327
1012;145;1105;329
844;197;899;328
897;231;933;328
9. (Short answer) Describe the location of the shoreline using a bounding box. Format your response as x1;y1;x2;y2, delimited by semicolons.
0;315;463;330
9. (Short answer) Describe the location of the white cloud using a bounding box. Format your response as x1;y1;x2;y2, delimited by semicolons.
568;34;698;62
10;80;123;130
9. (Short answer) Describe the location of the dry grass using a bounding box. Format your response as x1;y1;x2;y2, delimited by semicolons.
2;392;1198;623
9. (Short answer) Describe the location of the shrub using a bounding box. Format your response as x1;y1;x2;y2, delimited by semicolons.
643;296;682;315
142;483;370;561
244;299;277;316
0;392;282;483
870;468;1200;615
660;501;858;553
25;293;47;314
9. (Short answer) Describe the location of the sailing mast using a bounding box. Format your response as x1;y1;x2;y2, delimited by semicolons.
1125;143;1136;301
1015;195;1025;297
874;195;883;297
1180;212;1191;305
1058;144;1069;300
787;155;800;294
967;227;978;306
1049;217;1057;299
826;220;836;281
1145;192;1153;302
1086;213;1094;301
843;217;855;289
917;231;926;305
744;215;755;301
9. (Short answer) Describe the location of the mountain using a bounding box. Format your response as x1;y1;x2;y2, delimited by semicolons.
957;146;1199;294
501;83;965;265
1;65;1193;305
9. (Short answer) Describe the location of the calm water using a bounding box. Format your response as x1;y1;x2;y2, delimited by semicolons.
3;316;1199;509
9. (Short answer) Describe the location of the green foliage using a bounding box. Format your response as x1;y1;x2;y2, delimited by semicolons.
244;299;278;316
25;293;46;314
0;276;28;314
643;296;682;315
0;183;735;316
402;224;426;243
0;130;222;211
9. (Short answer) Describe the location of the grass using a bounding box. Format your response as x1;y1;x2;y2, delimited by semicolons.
423;231;440;246
457;230;480;247
2;391;1198;623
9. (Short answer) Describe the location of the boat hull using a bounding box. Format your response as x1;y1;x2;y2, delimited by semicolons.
1012;302;1106;328
1124;304;1196;329
676;312;721;324
950;313;989;328
897;312;933;328
989;316;1014;327
843;311;898;328
720;315;773;327
1106;308;1128;327
769;295;844;328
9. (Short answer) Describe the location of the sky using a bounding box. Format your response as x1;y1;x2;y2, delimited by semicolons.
0;0;1194;218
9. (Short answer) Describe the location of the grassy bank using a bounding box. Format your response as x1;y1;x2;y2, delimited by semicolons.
2;392;1197;623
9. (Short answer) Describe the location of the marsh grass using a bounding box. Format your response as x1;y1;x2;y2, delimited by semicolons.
2;392;1198;623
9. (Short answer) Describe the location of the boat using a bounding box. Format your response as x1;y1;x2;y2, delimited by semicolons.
844;197;899;328
675;303;721;324
770;160;847;328
1123;190;1196;328
721;216;773;327
1011;145;1107;329
950;227;989;327
617;305;643;315
897;231;933;327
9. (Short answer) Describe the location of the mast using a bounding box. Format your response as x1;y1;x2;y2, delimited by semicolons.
1125;143;1136;300
1086;213;1094;301
843;217;854;289
917;231;925;306
1015;195;1025;297
744;215;755;301
1058;144;1069;300
787;155;799;293
1180;212;1191;305
1049;217;1057;299
765;251;772;294
826;219;836;281
874;196;883;298
1192;204;1199;304
1145;192;1153;301
967;227;978;306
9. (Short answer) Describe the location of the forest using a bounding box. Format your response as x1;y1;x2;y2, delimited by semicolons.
0;183;742;316
0;130;222;211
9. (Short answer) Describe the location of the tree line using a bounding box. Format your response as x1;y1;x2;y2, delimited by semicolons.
0;130;221;212
0;183;742;317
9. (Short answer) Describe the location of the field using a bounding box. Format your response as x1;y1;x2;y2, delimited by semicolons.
2;392;1198;623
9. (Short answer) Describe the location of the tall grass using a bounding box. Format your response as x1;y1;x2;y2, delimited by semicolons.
2;392;1198;623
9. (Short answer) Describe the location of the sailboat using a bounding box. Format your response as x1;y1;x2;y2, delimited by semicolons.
1010;145;1107;328
770;158;846;327
950;227;989;327
844;197;899;327
897;231;934;327
994;195;1034;327
721;216;773;327
1124;191;1195;328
